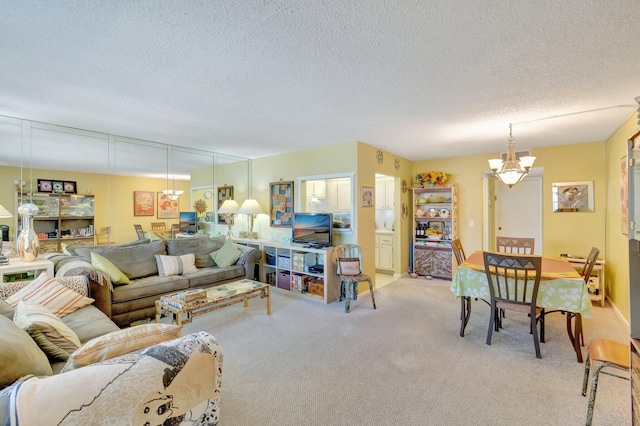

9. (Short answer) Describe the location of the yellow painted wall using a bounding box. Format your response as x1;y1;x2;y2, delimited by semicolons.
605;114;638;321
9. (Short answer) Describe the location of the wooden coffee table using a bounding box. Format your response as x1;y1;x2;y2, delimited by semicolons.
155;279;271;325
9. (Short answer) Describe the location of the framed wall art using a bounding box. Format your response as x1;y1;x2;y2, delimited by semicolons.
270;181;294;227
361;186;374;207
217;185;234;224
157;192;179;219
133;191;154;216
63;181;77;194
552;181;594;212
37;179;53;193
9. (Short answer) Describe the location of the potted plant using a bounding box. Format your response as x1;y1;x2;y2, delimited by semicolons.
415;171;449;188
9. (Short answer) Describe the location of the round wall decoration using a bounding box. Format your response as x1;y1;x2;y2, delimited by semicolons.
401;179;408;193
204;190;213;199
376;150;384;164
402;202;409;219
394;159;400;170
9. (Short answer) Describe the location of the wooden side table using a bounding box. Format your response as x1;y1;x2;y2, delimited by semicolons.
0;257;54;283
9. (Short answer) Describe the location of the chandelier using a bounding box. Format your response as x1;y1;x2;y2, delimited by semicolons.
488;124;536;188
162;189;184;201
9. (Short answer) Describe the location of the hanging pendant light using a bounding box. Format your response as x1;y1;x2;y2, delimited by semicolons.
488;124;536;188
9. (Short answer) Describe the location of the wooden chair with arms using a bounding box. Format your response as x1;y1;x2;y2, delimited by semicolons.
483;251;545;358
496;236;535;254
133;224;145;240
581;338;630;426
335;244;376;313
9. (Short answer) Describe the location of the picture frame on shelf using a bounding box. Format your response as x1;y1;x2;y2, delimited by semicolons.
552;181;594;213
157;192;179;219
217;186;234;224
133;191;154;216
63;181;77;194
269;181;294;227
37;179;53;193
361;186;374;207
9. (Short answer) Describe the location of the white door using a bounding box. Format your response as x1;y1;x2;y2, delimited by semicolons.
494;176;543;254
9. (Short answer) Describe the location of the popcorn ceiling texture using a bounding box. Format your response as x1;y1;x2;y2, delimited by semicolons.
1;0;639;165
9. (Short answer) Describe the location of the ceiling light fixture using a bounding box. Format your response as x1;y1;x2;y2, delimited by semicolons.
163;189;184;201
488;124;536;188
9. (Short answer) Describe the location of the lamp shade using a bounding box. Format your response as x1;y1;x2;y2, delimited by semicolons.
237;199;264;215
218;199;239;214
0;204;12;218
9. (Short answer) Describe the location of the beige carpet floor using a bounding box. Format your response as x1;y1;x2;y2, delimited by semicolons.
181;277;630;426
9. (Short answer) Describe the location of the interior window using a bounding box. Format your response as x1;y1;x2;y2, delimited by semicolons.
298;175;354;232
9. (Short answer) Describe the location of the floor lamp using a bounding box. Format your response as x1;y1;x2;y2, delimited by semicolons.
237;199;264;239
218;200;239;238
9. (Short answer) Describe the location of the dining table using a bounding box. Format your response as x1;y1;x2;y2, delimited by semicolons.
451;250;592;362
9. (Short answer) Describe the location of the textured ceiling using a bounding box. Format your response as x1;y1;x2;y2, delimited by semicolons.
1;0;639;166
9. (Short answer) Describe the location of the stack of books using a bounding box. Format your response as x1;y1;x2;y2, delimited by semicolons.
160;289;207;309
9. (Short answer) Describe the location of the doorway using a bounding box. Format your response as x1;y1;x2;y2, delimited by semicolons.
483;169;543;254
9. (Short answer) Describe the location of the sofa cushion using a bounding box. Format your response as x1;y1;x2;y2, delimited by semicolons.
91;252;131;285
14;300;82;361
185;265;245;288
111;275;190;303
5;273;94;317
155;253;198;277
66;238;151;256
165;236;226;267
210;239;242;267
0;314;53;388
61;305;120;344
62;323;182;372
0;299;13;319
73;239;167;279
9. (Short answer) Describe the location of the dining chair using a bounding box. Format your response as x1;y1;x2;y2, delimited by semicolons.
95;226;116;246
171;223;180;238
581;246;601;285
496;236;535;254
482;251;545;358
133;224;145;240
335;244;376;313
151;222;166;231
451;239;466;266
581;338;630;426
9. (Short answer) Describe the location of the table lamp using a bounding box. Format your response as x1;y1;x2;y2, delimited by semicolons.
218;199;239;237
237;199;264;239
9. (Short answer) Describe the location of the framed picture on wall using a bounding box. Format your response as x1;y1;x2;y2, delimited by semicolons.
157;192;179;219
361;186;374;207
270;181;294;227
133;191;154;216
552;181;594;212
63;181;77;194
217;186;234;224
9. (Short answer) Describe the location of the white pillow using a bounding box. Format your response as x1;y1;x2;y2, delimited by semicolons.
155;253;198;277
5;272;94;317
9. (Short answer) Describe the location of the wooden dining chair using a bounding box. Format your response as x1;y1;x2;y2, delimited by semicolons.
451;239;466;266
582;339;630;426
581;247;601;285
335;244;376;313
483;251;545;358
133;224;145;240
496;236;535;254
151;222;166;231
95;226;116;246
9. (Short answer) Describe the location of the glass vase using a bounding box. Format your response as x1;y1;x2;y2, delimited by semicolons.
17;204;40;262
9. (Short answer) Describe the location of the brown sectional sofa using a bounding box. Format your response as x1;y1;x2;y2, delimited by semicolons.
51;236;261;326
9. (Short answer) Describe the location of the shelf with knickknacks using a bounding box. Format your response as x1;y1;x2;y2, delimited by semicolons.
415;171;450;188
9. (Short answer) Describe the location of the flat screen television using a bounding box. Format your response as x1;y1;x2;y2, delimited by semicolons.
179;212;197;234
292;212;333;248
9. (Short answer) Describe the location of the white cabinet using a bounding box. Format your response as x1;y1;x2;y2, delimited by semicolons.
306;181;326;198
327;179;351;210
375;177;394;209
375;234;394;270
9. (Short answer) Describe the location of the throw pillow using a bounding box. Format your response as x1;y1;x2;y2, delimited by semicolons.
91;252;131;285
62;323;182;372
0;315;52;388
13;300;82;361
155;253;198;277
5;272;94;317
338;258;361;275
210;239;242;268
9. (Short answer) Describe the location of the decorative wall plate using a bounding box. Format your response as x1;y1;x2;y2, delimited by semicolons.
402;202;408;219
376;150;384;164
401;179;408;193
394;159;400;170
